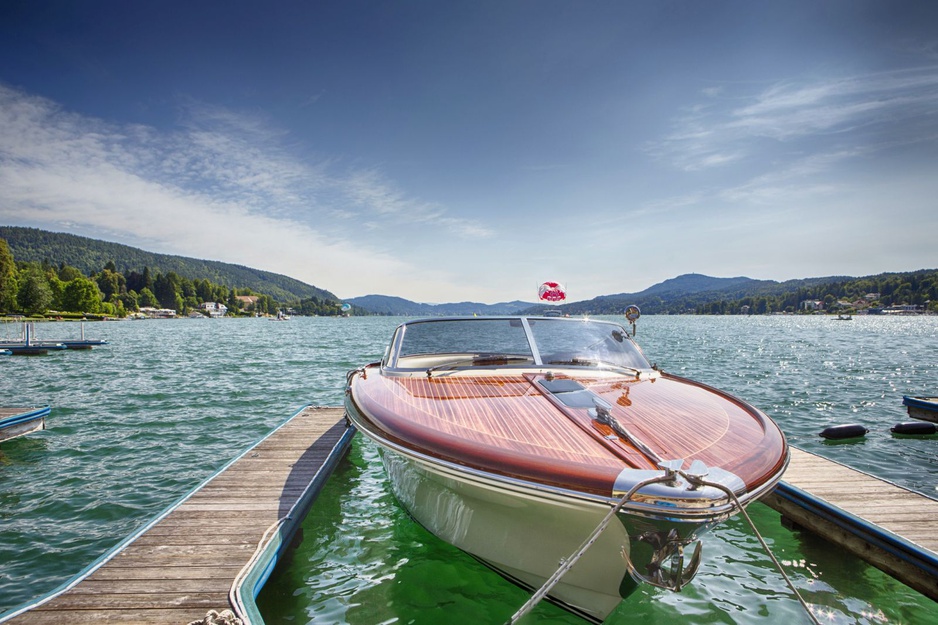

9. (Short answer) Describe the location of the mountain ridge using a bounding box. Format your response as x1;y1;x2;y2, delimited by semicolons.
344;295;535;316
348;269;935;316
4;226;934;315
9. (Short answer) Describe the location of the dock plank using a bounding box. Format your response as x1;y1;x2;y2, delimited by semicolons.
1;407;351;625
763;446;938;600
86;566;242;581
9;610;215;624
61;578;234;595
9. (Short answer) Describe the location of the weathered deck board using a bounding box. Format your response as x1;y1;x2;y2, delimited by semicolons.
2;406;351;625
763;446;938;601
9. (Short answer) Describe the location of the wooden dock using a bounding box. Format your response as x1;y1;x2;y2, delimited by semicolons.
0;406;353;624
0;407;49;444
4;418;937;623
763;446;938;601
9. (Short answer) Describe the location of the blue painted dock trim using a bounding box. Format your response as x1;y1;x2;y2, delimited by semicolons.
902;395;938;411
773;481;938;579
0;406;51;430
763;446;938;601
231;422;356;623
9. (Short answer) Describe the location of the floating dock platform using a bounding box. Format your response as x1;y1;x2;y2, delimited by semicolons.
0;406;352;624
3;416;937;623
762;446;938;601
0;407;50;444
903;395;938;423
0;342;66;356
0;322;107;354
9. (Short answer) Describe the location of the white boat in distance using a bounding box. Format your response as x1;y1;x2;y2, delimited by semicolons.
345;313;789;622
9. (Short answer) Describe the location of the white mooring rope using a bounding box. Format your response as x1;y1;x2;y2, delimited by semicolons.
506;472;822;625
699;478;822;625
506;474;673;624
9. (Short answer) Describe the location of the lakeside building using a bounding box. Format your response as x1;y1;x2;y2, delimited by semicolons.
138;307;176;319
869;305;926;315
198;302;228;318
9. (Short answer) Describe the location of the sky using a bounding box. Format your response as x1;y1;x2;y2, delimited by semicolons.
1;1;936;304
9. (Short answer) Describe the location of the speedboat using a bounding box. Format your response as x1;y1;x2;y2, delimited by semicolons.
345;311;788;623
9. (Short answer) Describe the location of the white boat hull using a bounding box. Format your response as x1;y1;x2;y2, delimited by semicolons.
378;445;640;623
0;407;49;444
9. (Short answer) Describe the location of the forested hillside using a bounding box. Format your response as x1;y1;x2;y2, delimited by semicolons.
691;270;938;315
0;228;345;318
3;227;934;318
0;226;336;303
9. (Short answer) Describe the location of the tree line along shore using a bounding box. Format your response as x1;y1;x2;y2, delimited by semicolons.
0;237;344;319
692;270;938;315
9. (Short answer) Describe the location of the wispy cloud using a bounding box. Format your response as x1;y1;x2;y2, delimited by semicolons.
729;68;938;141
0;83;491;297
344;167;493;237
649;65;938;172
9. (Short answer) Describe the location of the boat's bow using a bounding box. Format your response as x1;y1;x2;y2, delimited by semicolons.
344;316;788;622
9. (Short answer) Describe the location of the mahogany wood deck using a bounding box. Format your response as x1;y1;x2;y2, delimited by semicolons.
351;369;786;497
762;446;938;601
1;406;351;624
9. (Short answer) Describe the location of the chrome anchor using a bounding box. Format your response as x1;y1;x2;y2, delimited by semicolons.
625;527;703;591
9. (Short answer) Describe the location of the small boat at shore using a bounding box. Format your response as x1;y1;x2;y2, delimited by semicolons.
345;311;789;622
0;406;50;443
903;396;938;423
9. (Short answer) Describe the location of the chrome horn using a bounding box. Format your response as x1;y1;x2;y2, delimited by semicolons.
624;304;641;336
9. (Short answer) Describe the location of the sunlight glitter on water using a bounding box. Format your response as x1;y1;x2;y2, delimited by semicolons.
2;315;937;624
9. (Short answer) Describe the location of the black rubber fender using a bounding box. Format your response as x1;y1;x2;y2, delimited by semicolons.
819;423;868;439
891;421;937;435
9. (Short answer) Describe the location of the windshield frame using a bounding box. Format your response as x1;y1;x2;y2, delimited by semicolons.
383;316;652;374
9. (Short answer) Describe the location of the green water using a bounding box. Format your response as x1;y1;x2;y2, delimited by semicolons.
258;440;933;625
2;315;937;624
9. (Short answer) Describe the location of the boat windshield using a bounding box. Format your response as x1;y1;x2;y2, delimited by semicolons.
528;318;651;371
390;317;651;372
397;318;533;360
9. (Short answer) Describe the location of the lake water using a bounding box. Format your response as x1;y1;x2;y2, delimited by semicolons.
1;315;937;624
